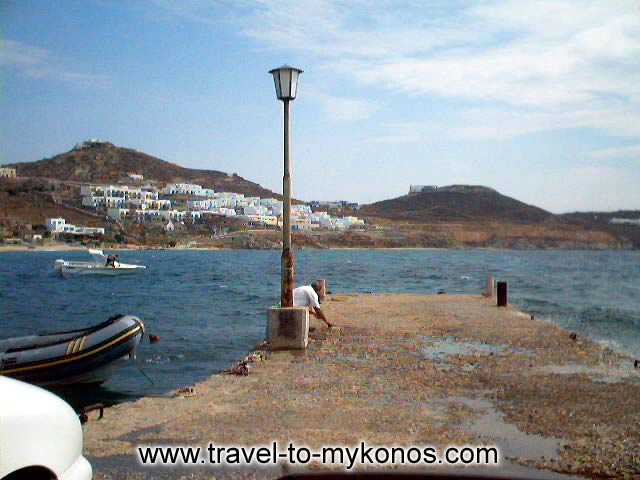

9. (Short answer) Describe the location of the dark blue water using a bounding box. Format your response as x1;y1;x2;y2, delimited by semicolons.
1;249;639;406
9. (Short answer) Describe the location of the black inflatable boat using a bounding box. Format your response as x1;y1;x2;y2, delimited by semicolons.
0;315;145;387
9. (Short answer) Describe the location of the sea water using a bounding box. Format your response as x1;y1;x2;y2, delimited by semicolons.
1;249;639;406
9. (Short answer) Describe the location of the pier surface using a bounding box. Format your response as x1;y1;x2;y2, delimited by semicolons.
84;294;640;479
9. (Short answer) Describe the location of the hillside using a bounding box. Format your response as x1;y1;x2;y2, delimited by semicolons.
360;185;554;224
0;180;105;228
2;144;635;250
7;141;280;199
562;210;640;249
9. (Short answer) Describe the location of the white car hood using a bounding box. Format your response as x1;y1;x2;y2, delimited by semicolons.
0;376;84;478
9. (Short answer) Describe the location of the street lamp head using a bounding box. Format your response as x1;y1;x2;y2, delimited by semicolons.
269;65;303;101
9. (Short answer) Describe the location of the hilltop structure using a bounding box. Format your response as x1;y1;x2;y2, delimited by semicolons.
409;185;438;194
0;167;16;179
73;139;112;150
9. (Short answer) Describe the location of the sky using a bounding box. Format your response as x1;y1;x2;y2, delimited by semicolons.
1;0;639;213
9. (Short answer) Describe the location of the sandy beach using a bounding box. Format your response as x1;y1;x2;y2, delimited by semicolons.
0;243;167;253
0;243;91;253
80;294;640;479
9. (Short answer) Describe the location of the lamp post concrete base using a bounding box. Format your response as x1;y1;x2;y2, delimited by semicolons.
266;307;309;350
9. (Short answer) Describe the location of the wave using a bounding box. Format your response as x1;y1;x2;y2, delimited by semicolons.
578;305;640;329
517;297;562;311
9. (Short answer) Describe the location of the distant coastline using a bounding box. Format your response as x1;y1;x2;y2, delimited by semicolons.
1;242;634;254
3;141;640;254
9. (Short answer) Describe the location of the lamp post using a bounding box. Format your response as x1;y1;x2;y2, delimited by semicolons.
269;65;303;308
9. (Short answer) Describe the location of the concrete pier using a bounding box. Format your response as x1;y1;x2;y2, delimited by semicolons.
84;294;640;479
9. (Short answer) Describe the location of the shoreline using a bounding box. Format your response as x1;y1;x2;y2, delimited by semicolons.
1;243;636;253
82;293;640;479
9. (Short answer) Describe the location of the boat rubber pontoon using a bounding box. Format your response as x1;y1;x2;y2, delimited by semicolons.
54;249;146;276
0;314;145;387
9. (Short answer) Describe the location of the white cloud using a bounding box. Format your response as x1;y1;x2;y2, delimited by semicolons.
368;103;640;144
0;39;109;88
147;0;640;138
590;144;640;161
555;165;640;211
244;0;640;138
367;121;439;144
311;91;379;122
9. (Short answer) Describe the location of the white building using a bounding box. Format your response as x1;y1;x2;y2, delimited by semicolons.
74;139;107;150
46;218;104;236
243;205;268;216
81;184;164;211
187;199;227;210
610;218;640;225
292;204;312;215
128;198;171;210
243;196;260;206
292;218;312;231
157;210;187;222
71;226;106;236
244;214;279;227
104;185;144;199
270;204;283;216
202;208;237;217
47;218;67;233
163;183;215;197
78;180;365;232
82;196;104;208
212;191;244;208
311;212;333;228
134;209;162;220
107;208;130;220
409;185;438;194
260;198;280;207
0;167;17;178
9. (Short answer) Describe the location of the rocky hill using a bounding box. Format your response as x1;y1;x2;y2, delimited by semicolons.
0;179;105;230
7;140;280;199
360;185;553;224
2;143;636;250
561;210;640;248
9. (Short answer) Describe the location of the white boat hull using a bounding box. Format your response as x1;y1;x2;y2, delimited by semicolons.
54;251;146;276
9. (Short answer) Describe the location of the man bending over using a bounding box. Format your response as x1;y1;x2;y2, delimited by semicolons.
293;282;332;328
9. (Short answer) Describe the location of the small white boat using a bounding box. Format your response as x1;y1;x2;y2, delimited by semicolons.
54;249;146;276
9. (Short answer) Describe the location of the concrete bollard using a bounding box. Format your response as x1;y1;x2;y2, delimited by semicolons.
484;275;495;298
497;281;508;307
315;279;327;301
266;307;309;350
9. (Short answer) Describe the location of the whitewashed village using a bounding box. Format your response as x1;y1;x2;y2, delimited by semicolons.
37;140;366;245
3;141;638;250
74;178;364;233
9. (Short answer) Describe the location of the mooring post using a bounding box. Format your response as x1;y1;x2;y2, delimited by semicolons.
484;275;495;298
497;281;508;307
315;279;327;301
